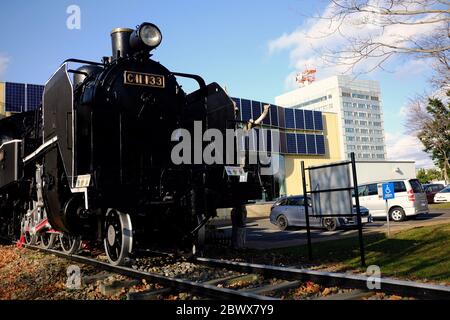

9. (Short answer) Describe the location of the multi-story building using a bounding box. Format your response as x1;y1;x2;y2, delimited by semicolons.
275;75;387;161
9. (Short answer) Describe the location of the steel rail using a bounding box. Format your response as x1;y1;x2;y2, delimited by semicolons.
195;257;450;300
24;245;275;300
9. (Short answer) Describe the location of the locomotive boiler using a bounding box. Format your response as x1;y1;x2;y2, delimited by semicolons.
0;22;263;265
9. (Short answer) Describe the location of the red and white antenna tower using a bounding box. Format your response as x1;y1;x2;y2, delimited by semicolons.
296;68;317;87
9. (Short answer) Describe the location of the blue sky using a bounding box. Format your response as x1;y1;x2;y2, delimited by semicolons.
0;0;437;167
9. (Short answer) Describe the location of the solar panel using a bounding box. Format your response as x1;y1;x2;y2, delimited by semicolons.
252;100;262;121
270;105;278;127
5;82;25;113
27;84;44;111
265;129;272;152
295;109;305;130
249;128;258;152
241;99;252;122
313;111;323;131
280;132;287;154
286;133;297;154
277;106;285;128
305;110;314;130
231;97;241;121
315;135;326;155
296;134;307;154
260;102;271;125
306;134;316;154
284;108;295;129
257;129;266;152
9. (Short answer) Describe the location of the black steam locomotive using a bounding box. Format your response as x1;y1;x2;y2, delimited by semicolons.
0;23;263;265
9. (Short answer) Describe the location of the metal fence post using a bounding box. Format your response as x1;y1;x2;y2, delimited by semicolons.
351;152;366;267
301;161;313;260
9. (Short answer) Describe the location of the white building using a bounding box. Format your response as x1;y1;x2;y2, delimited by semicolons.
275;75;387;161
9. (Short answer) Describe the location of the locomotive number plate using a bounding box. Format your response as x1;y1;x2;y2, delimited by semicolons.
124;71;165;88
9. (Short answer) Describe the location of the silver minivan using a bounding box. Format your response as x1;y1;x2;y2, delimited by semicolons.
355;179;428;221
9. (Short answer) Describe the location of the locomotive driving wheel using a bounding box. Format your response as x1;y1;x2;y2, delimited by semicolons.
21;217;37;245
59;233;81;254
104;209;133;266
40;233;57;249
24;231;37;245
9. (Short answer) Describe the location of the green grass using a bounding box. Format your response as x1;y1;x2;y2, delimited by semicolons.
275;223;450;282
429;202;450;210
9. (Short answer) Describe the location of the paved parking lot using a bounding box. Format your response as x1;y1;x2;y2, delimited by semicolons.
215;209;450;250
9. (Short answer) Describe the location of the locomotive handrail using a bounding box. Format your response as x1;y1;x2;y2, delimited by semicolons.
171;72;207;96
63;58;105;67
22;136;58;164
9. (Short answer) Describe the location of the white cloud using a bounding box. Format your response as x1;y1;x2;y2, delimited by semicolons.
0;54;9;78
385;132;435;168
268;1;444;89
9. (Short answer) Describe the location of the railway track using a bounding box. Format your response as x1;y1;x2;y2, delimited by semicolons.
22;243;450;300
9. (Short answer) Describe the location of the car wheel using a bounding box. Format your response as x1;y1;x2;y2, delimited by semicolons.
389;207;406;222
277;215;288;231
323;218;337;231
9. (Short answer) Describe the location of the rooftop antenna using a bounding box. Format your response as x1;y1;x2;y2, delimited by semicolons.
296;68;317;87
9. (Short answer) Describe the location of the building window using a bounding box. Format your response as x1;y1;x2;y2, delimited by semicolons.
377;154;385;159
360;120;367;126
352;93;370;100
371;96;379;101
293;95;328;109
345;127;354;133
342;92;351;97
346;136;355;141
345;119;353;125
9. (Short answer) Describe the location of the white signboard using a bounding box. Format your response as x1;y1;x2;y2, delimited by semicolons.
308;162;353;216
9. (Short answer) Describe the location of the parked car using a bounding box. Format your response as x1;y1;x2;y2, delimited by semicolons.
354;179;428;222
269;195;371;231
422;183;445;204
433;186;450;203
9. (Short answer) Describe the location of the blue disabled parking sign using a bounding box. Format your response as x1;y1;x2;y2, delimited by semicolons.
382;182;395;200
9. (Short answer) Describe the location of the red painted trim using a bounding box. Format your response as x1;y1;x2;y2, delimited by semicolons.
35;218;49;232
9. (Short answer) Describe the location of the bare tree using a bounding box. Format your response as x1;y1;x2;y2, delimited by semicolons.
405;92;450;181
312;0;450;84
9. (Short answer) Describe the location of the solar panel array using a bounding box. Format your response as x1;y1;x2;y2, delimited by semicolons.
233;98;324;131
5;82;44;112
233;97;326;156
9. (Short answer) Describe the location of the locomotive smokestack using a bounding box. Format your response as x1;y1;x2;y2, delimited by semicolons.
110;28;133;60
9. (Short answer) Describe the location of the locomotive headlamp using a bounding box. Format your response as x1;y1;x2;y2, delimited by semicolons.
130;23;162;51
